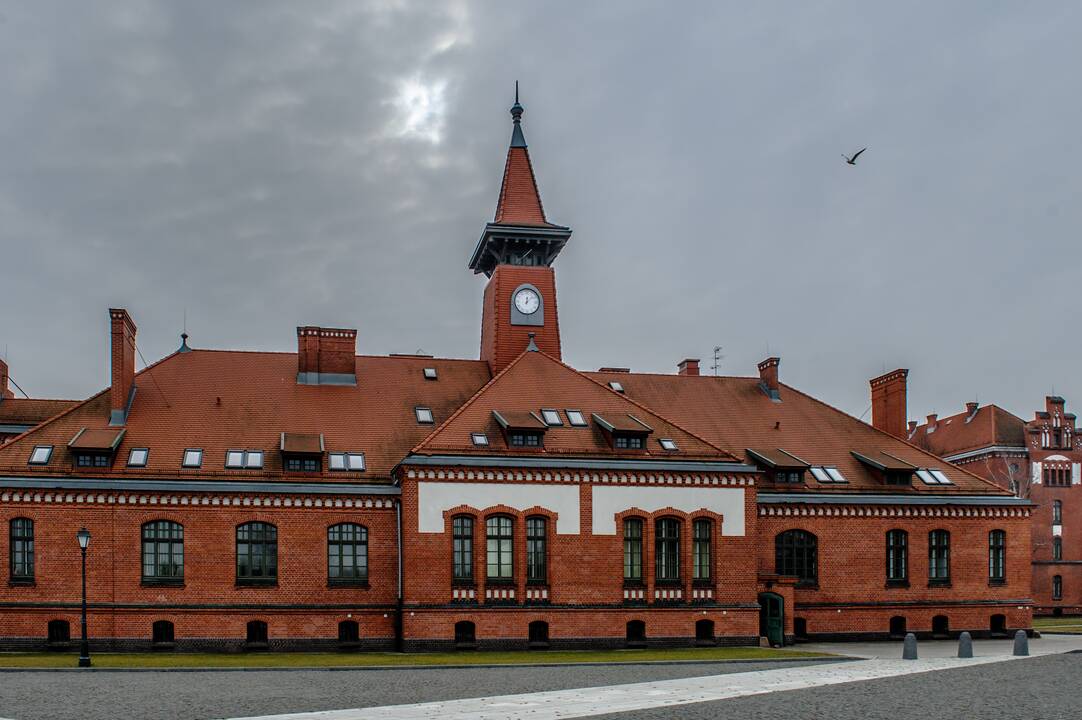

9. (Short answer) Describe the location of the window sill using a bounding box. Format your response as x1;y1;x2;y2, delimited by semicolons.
485;578;515;586
623;581;645;589
794;582;819;590
988;579;1007;587
235;580;278;588
927;581;952;588
141;579;184;588
328;581;369;589
525;580;548;587
885;580;909;589
8;579;35;587
692;580;713;588
452;580;476;588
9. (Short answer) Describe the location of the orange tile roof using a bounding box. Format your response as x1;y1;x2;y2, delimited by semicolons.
587;371;1010;496
493;146;554;227
908;404;1026;457
0;398;78;425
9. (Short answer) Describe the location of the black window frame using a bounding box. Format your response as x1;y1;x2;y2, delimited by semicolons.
509;432;542;447
236;522;278;585
928;529;951;586
28;445;53;465
775;529;818;586
526;516;547;585
452;515;474;584
655;517;681;584
1053;574;1063;600
988;529;1006;584
623;518;644;585
486;515;514;583
692;518;712;583
284;455;320;472
127;447;149;468
615;434;645;450
1053;536;1063;561
1053;500;1062;525
9;517;34;584
141;520;184;585
886;529;908;586
328;523;368;587
74;453;111;468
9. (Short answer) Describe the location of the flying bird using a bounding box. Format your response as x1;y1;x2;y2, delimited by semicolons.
843;148;866;165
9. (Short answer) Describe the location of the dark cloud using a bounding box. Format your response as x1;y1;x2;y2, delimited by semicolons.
1;1;1079;424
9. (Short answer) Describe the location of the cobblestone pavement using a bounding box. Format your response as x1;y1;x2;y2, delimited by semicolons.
0;660;822;720
591;653;1082;720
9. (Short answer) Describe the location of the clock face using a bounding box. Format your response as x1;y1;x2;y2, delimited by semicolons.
514;288;541;315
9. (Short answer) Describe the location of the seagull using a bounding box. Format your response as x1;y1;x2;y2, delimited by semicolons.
843;148;866;165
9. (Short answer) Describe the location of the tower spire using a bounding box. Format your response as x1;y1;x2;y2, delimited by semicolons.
510;81;526;148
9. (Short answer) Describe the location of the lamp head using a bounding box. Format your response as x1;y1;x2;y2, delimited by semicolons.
76;527;91;550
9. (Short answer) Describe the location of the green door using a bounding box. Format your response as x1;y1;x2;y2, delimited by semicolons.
759;593;784;646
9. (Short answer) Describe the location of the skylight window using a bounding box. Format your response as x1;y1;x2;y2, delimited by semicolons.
127;448;148;467
917;469;954;486
225;450;263;469
471;432;489;446
566;410;588;427
810;466;830;483
608;381;625;393
28;445;53;465
826;467;847;483
329;452;366;471
659;438;678;451
225;450;244;468
182;449;203;468
541;409;562;426
423;367;438;380
810;466;848;484
415;406;434;424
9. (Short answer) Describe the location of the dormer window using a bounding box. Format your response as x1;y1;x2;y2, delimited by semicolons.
614;435;644;449
540;409;562;426
593;413;652;451
127;448;149;467
415;407;434;424
746;448;810;484
658;438;678;451
471;433;489;447
492;410;548;449
182;449;203;468
423;368;438;380
329;452;366;471
285;457;320;472
68;428;125;470
852;451;916;487
226;450;263;469
28;445;53;465
566;410;587;427
75;453;110;468
773;470;803;483
510;432;542;447
280;432;324;473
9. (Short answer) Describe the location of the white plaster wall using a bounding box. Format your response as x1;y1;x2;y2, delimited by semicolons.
591;486;746;536
417;482;580;534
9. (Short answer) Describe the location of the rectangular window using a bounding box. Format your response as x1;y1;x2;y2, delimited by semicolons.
486;516;514;581
236;522;278;583
526;517;547;584
510;432;541;447
988;530;1006;583
452;516;473;583
75;454;110;467
608;381;624;393
566;410;587;427
659;438;678;451
540;409;562;426
182;449;203;468
655;518;680;583
285;456;319;472
1053;500;1062;525
415;407;434;424
9;518;34;582
28;446;53;465
423;367;438;380
615;435;644;449
328;452;365;471
470;433;489;447
328;523;368;585
886;530;908;584
693;519;711;581
623;519;643;583
1053;575;1063;600
225;450;245;468
127;448;149;467
142;520;184;583
929;530;951;585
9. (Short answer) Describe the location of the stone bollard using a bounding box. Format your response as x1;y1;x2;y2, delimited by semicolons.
902;632;918;660
1013;629;1029;656
957;631;973;658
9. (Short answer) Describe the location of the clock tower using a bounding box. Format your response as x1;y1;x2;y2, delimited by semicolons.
470;88;572;373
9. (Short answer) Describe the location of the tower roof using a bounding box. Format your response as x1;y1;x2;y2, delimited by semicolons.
493;85;551;227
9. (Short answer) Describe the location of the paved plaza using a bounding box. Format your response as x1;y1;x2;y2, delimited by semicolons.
0;638;1080;720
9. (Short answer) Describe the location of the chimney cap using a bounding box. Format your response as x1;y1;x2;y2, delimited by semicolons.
757;357;780;371
965;401;979;413
870;368;909;387
927;413;938;424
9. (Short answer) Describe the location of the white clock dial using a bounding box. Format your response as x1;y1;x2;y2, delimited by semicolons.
514;288;541;315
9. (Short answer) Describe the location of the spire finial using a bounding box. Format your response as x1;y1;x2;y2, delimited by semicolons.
509;82;527;148
178;332;191;353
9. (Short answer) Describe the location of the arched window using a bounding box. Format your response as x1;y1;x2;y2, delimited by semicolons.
655;518;681;583
928;530;950;585
141;521;183;584
9;518;34;582
626;619;646;645
526;517;547;584
328;523;368;586
246;620;268;646
528;620;549;647
486;516;514;582
623;518;643;583
889;616;907;639
1053;500;1062;525
338;620;360;645
236;522;277;584
775;530;817;585
452;516;474;583
152;620;175;645
1053;536;1063;561
988;530;1006;583
886;529;908;585
454;620;476;647
692;519;712;582
1053;574;1063;600
46;619;70;645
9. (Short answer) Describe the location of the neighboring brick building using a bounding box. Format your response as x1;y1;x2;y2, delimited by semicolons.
908;395;1080;615
0;96;1032;652
0;359;76;445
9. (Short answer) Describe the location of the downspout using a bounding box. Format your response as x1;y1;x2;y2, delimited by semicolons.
395;497;404;652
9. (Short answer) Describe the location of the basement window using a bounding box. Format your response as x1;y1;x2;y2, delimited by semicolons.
329;452;366;471
415;406;434;424
127;448;149;467
658;438;678;451
471;433;490;447
566;410;588;427
182;449;203;468
423;368;438;380
541;409;562;426
28;445;53;465
608;381;625;393
226;450;264;469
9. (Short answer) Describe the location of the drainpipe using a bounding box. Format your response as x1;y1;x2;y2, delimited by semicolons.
395;499;404;652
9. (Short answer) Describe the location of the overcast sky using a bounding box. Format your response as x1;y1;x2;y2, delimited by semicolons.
1;1;1080;424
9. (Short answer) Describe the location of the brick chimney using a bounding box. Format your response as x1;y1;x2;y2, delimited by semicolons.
966;401;979;416
0;358;13;400
109;308;137;426
758;357;780;401
297;327;357;385
678;358;700;377
926;413;938;431
908;420;917;435
869;368;908;439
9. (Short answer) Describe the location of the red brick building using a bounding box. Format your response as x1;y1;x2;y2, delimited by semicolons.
908;394;1078;615
0;97;1032;652
0;359;76;445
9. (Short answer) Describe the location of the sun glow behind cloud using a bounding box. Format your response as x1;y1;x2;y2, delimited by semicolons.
388;75;448;144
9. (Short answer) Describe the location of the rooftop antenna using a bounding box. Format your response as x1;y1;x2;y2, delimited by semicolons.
136;344;172;409
178;308;191;353
711;346;724;376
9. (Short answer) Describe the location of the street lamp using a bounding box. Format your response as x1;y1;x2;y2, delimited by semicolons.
76;527;91;668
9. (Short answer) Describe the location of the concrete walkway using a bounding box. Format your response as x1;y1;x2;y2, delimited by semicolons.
797;633;1082;658
223;636;1082;720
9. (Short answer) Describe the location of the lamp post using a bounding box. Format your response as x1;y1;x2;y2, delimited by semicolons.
76;527;91;668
